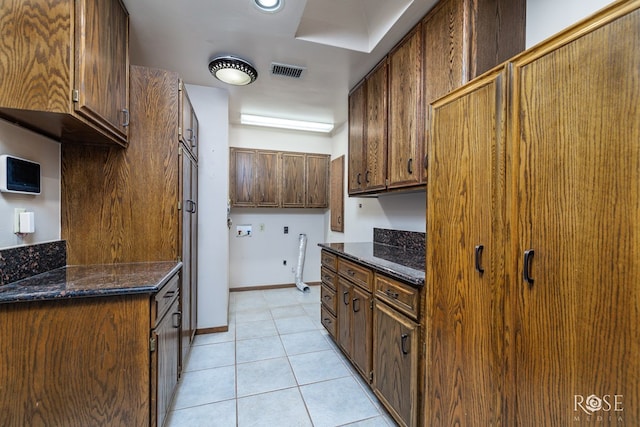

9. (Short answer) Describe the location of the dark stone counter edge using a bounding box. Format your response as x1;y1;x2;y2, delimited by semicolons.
318;244;424;287
0;262;182;304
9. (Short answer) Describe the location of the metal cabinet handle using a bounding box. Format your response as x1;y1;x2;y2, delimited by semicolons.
401;333;409;355
357;173;362;185
163;290;176;298
191;133;197;148
343;291;349;305
352;298;360;312
365;170;370;183
172;311;181;328
475;245;485;275
424;154;428;170
322;295;331;300
523;249;535;286
346;269;356;277
407;158;413;174
337;215;342;225
385;289;399;299
323;317;332;325
121;108;130;127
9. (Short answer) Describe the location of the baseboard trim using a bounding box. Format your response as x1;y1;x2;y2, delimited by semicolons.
230;281;321;292
196;325;228;335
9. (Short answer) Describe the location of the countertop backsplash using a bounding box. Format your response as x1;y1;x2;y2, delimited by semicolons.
373;228;425;254
0;240;66;286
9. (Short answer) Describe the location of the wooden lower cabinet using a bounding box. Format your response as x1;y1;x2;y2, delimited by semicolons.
337;278;373;379
0;273;181;427
373;300;419;427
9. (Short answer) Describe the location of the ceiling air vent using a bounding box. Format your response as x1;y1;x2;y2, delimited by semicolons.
270;62;306;79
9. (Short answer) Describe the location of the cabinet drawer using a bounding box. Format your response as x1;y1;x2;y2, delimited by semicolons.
321;250;337;272
375;274;420;320
153;274;180;326
338;258;373;292
321;305;337;339
321;266;337;290
321;284;337;315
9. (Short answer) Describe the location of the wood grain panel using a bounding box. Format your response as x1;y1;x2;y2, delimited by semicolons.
281;152;305;207
388;24;423;189
230;148;256;206
365;60;388;192
373;300;419;427
510;8;640;425
256;151;280;207
351;284;373;379
428;69;506;426
62;66;180;264
0;295;150;427
348;82;366;194
330;155;345;231
305;154;329;208
337;278;353;357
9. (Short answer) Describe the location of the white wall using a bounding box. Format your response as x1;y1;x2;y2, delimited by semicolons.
526;0;614;47
228;125;332;289
0;120;60;249
185;84;230;329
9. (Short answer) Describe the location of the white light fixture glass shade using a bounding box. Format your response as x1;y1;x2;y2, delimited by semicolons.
254;0;283;13
209;56;258;86
241;114;334;133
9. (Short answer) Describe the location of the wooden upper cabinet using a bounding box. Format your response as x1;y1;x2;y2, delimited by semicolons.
388;25;423;189
230;148;256;207
330;156;345;232
306;154;330;208
364;60;388;193
256;151;280;207
348;81;366;194
0;0;130;147
179;82;199;160
281;152;306;208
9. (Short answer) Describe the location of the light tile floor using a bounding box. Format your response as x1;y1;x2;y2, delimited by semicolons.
166;286;397;427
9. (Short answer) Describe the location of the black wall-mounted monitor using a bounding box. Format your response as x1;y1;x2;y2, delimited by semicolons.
0;155;41;195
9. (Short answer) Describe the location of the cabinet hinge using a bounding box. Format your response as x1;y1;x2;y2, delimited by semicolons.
150;337;156;352
178;201;182;211
369;371;374;383
72;89;79;102
178;146;183;156
385;178;389;187
178;81;184;91
370;300;374;310
178;126;183;137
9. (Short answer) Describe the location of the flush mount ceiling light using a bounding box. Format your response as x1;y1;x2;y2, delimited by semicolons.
209;56;258;86
254;0;283;13
241;114;334;133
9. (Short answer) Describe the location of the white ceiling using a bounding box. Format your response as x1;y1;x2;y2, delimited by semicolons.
123;0;438;132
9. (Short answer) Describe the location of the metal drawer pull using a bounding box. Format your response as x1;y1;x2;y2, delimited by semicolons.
385;289;399;299
121;108;130;127
352;298;360;312
523;249;535;286
323;318;332;325
401;334;409;355
407;158;413;174
163;290;176;298
323;295;331;300
475;245;485;275
357;173;362;185
172;312;181;328
323;275;331;281
346;269;356;276
343;291;350;305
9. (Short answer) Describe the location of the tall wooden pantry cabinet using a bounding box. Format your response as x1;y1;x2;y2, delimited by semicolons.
427;1;639;425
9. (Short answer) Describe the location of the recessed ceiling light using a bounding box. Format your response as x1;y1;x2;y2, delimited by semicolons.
208;56;258;86
241;114;334;133
254;0;283;13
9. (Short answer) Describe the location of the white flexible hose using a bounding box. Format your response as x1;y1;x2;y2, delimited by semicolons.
295;233;310;292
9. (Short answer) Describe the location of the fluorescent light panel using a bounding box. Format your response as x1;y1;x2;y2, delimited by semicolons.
241;114;334;133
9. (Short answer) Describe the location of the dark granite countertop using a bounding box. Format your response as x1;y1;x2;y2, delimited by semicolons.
318;242;425;287
0;261;182;304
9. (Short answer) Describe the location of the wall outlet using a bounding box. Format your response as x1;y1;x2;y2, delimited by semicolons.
283;260;287;266
284;226;288;234
14;208;26;233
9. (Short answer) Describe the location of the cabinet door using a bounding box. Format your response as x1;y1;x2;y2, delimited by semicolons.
256;151;280;207
306;154;329;208
230;149;256;207
388;25;423;189
348;82;366;194
373;301;419;427
74;0;129;144
180;149;197;366
281;152;306;207
330;156;344;232
511;10;640;425
154;297;180;427
427;69;506;425
179;84;198;159
351;285;372;380
364;60;388;192
337;278;353;357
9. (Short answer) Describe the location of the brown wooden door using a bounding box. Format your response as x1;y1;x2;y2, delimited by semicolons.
155;297;180;427
305;154;329;208
281;152;306;207
364;60;388;192
337;278;353;358
330;156;344;232
510;8;640;425
256;151;280;207
74;0;129;144
351;284;372;380
180;149;196;366
230;149;255;207
348;82;366;194
179;84;198;159
388;25;423;189
373;301;419;427
427;69;507;425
